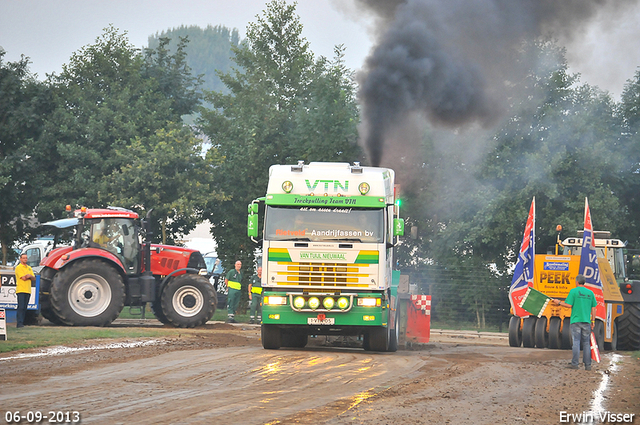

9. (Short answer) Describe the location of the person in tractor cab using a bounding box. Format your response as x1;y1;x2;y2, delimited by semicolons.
92;220;120;249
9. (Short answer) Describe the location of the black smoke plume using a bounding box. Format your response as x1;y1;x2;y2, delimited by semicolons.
356;0;638;166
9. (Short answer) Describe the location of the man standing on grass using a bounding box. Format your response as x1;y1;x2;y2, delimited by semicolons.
225;260;243;323
14;253;36;328
552;274;597;370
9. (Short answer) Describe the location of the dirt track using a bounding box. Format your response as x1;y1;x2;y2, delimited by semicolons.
1;323;638;424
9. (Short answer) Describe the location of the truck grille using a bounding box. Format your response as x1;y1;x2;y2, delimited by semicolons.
267;248;379;289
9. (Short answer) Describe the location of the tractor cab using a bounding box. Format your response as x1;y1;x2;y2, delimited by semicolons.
561;231;628;283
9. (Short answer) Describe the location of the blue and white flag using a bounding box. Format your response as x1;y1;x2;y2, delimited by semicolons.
509;198;535;317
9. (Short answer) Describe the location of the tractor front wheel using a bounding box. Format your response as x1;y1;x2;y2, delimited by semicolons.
160;274;216;328
50;260;125;326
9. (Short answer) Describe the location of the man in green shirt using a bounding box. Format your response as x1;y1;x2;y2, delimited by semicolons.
225;260;243;323
248;267;263;324
552;274;597;370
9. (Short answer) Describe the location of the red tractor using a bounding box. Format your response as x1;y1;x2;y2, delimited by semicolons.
38;206;216;327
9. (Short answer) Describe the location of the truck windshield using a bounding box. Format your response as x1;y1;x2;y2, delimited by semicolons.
264;206;384;243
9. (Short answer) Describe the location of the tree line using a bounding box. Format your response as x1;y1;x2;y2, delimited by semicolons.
1;1;640;328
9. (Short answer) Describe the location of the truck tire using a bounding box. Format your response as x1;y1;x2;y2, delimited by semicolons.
522;317;537;348
50;260;125;326
617;302;640;350
561;317;572;349
262;324;282;349
534;316;548;348
508;316;522;347
160;274;216;328
387;308;399;352
548;317;562;349
366;324;389;352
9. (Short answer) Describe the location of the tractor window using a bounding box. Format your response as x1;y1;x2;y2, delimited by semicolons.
90;218;140;274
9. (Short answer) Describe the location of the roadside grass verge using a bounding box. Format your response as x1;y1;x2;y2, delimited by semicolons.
1;326;182;354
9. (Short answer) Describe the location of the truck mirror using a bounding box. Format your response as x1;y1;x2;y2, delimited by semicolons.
248;214;258;238
248;203;259;214
393;218;405;236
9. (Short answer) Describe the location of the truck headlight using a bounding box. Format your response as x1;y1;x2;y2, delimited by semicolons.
293;296;306;309
308;297;320;310
322;297;335;310
337;297;349;310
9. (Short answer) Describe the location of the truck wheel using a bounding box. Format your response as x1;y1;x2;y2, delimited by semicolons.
604;321;617;351
262;324;282;349
561;317;572;349
508;316;522;347
593;320;605;352
160;274;216;328
366;324;389;352
150;299;171;325
617;302;640;351
548;317;562;349
534;316;548;348
522;317;536;348
387;308;399;352
50;260;125;326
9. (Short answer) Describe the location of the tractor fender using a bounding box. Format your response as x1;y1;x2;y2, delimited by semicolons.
159;268;202;288
52;248;126;273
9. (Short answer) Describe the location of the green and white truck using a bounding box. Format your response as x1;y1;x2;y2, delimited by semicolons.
247;162;404;351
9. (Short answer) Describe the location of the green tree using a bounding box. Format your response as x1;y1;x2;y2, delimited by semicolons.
0;50;52;264
109;123;223;244
31;26;204;243
198;0;361;271
616;69;640;247
148;25;240;95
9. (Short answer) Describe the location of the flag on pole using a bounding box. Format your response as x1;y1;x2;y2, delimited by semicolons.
590;331;601;363
509;198;536;317
519;287;551;317
579;198;606;321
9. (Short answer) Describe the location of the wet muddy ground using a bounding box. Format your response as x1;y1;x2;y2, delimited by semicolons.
1;322;638;424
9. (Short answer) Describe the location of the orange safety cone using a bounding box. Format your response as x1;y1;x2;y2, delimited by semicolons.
590;332;600;363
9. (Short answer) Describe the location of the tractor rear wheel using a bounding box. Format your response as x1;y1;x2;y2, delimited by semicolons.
508;316;522;347
39;275;64;325
160;274;216;328
50;260;125;326
534;316;549;348
548;317;562;349
617;302;640;351
522;317;537;348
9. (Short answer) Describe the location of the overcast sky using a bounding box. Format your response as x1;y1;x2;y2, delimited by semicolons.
1;0;639;99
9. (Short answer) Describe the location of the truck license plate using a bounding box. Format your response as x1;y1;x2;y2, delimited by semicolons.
308;317;335;325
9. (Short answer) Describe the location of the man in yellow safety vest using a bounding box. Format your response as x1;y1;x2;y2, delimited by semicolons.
225;260;243;323
248;267;263;324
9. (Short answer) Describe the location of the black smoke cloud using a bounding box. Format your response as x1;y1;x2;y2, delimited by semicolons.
356;0;638;166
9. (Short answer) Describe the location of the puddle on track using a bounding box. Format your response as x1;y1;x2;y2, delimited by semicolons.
0;339;164;362
586;353;623;424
